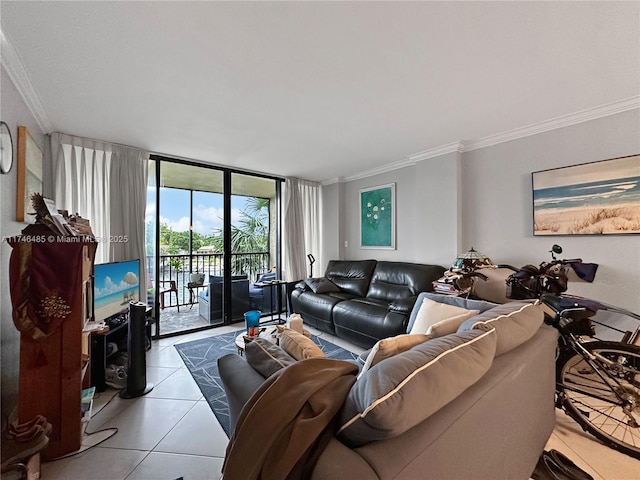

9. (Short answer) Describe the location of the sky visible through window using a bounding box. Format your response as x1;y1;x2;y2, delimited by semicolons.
147;187;252;236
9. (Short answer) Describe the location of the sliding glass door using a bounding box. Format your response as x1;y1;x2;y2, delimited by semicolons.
230;173;280;321
147;158;281;337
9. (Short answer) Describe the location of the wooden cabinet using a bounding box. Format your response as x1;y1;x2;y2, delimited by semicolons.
11;236;96;459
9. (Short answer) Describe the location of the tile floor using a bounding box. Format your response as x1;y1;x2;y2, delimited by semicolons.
38;325;640;480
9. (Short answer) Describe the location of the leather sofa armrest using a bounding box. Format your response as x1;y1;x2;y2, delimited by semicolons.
388;296;417;314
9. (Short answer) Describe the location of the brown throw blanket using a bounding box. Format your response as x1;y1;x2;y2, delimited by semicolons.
222;357;358;480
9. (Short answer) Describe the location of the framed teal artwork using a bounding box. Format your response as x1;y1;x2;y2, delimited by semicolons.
360;183;395;249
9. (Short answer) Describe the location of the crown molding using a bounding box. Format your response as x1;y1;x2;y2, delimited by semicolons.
323;97;639;184
1;28;54;133
464;96;640;152
344;157;415;183
340;141;465;183
321;176;345;186
407;141;465;162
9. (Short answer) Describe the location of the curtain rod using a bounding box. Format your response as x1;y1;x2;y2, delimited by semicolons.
52;131;147;152
53;131;287;182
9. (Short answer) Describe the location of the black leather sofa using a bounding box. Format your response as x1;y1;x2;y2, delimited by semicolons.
291;260;446;348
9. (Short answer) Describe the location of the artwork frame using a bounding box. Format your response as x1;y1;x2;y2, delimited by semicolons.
360;183;395;249
16;126;43;223
532;154;640;236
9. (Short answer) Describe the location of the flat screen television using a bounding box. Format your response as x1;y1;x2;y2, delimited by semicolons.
94;259;141;323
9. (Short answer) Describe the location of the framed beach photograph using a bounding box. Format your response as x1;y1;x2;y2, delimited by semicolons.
532;155;640;235
16;126;43;223
360;183;395;249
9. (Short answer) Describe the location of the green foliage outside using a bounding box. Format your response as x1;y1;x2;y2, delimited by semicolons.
148;197;270;276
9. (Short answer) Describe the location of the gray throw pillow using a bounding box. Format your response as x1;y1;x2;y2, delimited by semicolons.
245;338;297;378
303;277;341;294
337;328;497;447
457;300;543;356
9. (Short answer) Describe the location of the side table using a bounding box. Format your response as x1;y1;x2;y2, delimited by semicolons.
185;282;207;309
254;279;288;324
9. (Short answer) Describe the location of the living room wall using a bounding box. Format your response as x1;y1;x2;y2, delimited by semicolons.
326;109;640;314
0;65;48;421
333;151;461;269
461;109;640;314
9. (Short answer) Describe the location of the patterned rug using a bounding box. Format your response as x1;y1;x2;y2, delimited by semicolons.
174;329;359;437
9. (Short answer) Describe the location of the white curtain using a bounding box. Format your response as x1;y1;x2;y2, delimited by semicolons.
51;133;112;263
283;178;322;281
51;133;149;289
109;145;149;293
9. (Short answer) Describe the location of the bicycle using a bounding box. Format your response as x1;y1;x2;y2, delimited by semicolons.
452;245;640;459
503;245;640;460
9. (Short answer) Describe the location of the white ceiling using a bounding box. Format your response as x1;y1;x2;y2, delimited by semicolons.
1;1;638;183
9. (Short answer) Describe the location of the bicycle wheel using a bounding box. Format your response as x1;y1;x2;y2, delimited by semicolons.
557;340;640;460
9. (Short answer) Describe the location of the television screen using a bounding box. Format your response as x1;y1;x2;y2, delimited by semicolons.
94;259;140;322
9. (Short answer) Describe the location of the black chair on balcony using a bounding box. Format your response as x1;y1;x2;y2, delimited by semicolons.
158;280;179;311
249;272;280;314
198;275;250;325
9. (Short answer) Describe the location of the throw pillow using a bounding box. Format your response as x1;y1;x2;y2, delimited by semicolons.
457;300;543;356
427;310;480;337
337;328;497;447
245;337;297;378
303;277;341;294
406;293;497;333
409;297;479;336
279;328;326;360
358;333;433;379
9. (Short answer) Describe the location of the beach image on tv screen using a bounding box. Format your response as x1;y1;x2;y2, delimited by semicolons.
94;260;140;322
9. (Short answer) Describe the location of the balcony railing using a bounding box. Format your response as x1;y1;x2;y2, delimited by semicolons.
151;252;270;308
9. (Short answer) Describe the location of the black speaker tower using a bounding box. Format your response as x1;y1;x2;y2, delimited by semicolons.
120;301;154;398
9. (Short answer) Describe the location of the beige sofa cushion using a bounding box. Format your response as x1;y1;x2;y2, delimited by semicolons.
358;333;433;379
457;300;544;356
338;328;497;447
409;297;478;336
279;328;325;360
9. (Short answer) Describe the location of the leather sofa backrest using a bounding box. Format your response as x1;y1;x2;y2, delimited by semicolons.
325;260;377;297
367;262;446;301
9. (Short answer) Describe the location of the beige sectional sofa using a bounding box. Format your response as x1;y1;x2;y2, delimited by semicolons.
218;293;558;479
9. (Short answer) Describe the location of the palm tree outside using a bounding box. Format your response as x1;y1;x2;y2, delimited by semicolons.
156;194;271;280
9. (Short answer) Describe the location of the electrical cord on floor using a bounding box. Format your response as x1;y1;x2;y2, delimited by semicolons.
47;389;122;461
88;389;120;418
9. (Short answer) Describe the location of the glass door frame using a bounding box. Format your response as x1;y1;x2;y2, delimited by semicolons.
149;154;283;339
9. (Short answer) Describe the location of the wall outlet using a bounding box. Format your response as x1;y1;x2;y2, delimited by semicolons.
344;240;348;248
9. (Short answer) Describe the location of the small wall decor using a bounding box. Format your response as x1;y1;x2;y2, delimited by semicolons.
16;126;43;223
532;154;640;235
360;183;395;249
0;121;13;174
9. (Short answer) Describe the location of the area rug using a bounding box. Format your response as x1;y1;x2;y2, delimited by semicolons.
174;329;359;437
